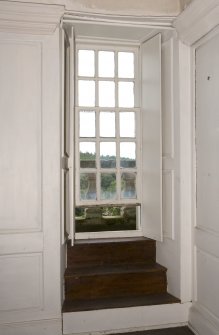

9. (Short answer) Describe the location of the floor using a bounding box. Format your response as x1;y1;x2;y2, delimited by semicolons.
114;327;195;335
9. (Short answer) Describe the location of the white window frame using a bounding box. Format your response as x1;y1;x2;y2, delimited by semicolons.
74;41;143;239
63;22;162;243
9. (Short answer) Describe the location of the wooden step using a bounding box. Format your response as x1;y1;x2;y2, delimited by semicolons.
67;237;156;269
64;263;167;301
62;292;180;312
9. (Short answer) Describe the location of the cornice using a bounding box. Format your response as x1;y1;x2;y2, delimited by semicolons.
174;0;219;45
0;1;64;35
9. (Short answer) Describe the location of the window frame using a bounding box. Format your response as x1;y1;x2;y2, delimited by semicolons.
75;42;142;207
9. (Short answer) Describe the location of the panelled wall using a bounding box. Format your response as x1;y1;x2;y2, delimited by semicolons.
0;3;64;335
189;30;219;335
156;36;181;299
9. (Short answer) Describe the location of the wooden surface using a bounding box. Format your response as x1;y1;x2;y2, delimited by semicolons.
112;327;194;335
63;238;180;312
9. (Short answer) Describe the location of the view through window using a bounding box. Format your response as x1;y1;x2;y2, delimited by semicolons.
75;46;141;233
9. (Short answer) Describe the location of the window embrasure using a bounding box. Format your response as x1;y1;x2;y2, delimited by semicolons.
75;43;141;234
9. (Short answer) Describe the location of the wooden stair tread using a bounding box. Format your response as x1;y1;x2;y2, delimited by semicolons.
62;293;180;313
65;263;166;277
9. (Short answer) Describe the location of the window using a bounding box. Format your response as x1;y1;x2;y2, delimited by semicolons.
75;45;141;234
63;23;162;242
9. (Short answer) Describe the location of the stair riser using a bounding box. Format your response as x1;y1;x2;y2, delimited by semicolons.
65;272;167;300
67;240;156;268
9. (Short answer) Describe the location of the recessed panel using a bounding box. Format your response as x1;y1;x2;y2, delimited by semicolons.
0;254;42;311
0;41;42;231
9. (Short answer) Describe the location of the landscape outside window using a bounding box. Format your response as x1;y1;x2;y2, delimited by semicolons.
75;47;140;232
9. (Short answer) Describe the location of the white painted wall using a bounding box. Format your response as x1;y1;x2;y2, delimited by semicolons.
189;30;219;335
0;2;64;334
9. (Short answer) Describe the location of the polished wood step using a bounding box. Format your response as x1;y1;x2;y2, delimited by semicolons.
111;327;194;335
64;263;167;300
67;237;156;269
62;292;180;312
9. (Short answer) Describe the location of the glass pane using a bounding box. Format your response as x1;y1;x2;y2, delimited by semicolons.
101;173;117;200
118;52;134;78
100;112;115;137
98;51;114;78
100;142;116;168
80;142;96;168
79;111;95;137
78;50;95;77
75;205;138;233
80;173;96;200
99;81;115;107
121;172;136;199
118;82;134;108
120;142;136;168
120;112;135;137
78;80;95;107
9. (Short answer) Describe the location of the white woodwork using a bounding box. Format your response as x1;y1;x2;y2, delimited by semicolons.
162;170;174;239
0;254;43;311
190;30;219;335
141;34;162;241
0;5;62;331
63;302;190;334
0;40;42;233
0;1;64;35
174;0;219;46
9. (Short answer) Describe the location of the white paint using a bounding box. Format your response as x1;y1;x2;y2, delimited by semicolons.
0;318;62;335
190;30;219;335
0;3;62;332
141;34;162;241
63;303;191;334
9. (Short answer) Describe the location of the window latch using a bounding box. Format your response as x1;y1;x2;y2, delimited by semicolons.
61;156;70;171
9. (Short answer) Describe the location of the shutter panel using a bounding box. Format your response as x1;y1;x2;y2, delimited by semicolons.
141;34;163;241
62;25;75;245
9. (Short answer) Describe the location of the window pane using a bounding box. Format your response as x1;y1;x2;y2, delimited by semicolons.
120;142;136;168
121;172;136;199
80;173;96;200
118;52;134;78
78;50;95;77
120;112;135;137
118;82;134;108
78;80;95;107
98;51;114;78
100;112;115;137
75;205;138;233
80;142;96;168
99;81;115;107
101;173;117;200
100;142;116;168
79;111;95;137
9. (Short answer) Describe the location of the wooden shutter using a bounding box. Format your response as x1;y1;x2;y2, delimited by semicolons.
62;25;75;245
141;34;163;241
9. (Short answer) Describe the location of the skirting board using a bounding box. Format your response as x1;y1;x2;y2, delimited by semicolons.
63;302;191;335
0;318;62;335
189;303;219;335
